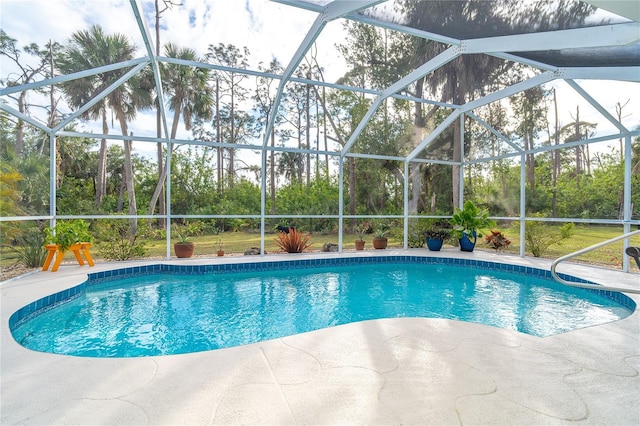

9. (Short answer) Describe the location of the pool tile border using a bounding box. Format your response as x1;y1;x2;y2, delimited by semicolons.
9;256;636;331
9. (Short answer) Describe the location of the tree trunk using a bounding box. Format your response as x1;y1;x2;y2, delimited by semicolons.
315;92;320;180
526;133;535;190
322;86;329;179
452;117;461;209
95;114;108;208
311;84;331;179
117;178;125;212
270;127;276;214
148;105;181;223
305;72;311;185
216;79;222;192
15;91;26;156
297;113;303;184
552;88;559;217
348;156;356;228
124;135;137;238
229;76;235;189
154;0;165;229
47;40;57;142
118;110;137;239
55;137;62;189
574;106;582;176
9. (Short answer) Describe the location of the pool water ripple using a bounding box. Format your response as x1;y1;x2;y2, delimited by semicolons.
10;261;634;357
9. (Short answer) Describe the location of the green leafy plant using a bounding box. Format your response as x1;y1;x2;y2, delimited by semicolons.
484;230;511;251
559;222;575;239
274;227;312;253
407;232;425;248
373;225;389;239
354;224;366;241
173;224;193;244
44;219;92;251
96;220;146;261
524;220;566;257
426;228;451;240
175;231;191;243
450;200;495;240
9;229;48;268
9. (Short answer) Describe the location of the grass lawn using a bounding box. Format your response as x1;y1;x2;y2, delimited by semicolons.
475;223;640;269
138;224;638;270
2;225;638;279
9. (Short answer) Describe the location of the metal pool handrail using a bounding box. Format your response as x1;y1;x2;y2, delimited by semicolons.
551;229;640;294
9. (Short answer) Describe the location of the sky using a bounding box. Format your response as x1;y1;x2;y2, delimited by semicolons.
1;0;348;155
1;0;638;161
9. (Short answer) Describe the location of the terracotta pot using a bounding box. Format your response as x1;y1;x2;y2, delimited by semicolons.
217;250;224;257
355;240;365;251
174;242;195;258
372;237;387;249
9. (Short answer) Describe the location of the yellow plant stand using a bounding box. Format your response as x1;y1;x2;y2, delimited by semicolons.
42;242;94;272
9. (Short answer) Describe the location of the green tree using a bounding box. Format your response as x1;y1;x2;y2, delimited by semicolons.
152;0;182;228
0;30;62;156
274;179;339;232
254;59;285;213
511;86;549;192
398;0;596;209
57;25;153;236
277;151;305;184
207;43;251;189
147;43;214;222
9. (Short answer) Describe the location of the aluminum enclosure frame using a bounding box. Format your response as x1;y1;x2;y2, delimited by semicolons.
0;0;638;271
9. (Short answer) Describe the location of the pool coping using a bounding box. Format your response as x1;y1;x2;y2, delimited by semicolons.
2;249;639;425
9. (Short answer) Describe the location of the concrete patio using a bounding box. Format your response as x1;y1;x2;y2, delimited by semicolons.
1;250;639;425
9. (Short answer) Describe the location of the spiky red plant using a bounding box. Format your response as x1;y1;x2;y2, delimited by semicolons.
485;230;511;251
274;228;312;253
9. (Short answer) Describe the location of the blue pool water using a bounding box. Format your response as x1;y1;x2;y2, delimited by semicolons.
11;259;634;358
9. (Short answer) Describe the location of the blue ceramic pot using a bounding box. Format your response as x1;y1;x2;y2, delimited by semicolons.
459;231;477;252
426;238;444;251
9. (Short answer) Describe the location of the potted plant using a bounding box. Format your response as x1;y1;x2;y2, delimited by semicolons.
173;226;195;258
485;230;511;251
425;228;450;252
274;227;312;253
450;200;495;252
44;219;93;251
43;219;94;271
354;224;366;250
216;238;224;256
372;225;389;250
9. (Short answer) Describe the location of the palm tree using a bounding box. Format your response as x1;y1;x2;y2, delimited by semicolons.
277;151;304;184
57;25;153;236
147;43;214;220
398;0;595;209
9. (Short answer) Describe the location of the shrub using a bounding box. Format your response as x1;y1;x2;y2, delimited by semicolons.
96;220;146;261
274;227;312;253
426;228;451;240
10;229;47;268
524;220;565;257
407;232;424;248
559;222;575;239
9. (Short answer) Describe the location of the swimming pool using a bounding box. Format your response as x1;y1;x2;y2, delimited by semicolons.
10;256;635;358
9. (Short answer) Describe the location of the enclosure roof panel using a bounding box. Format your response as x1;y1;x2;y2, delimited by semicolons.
325;0;640;69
